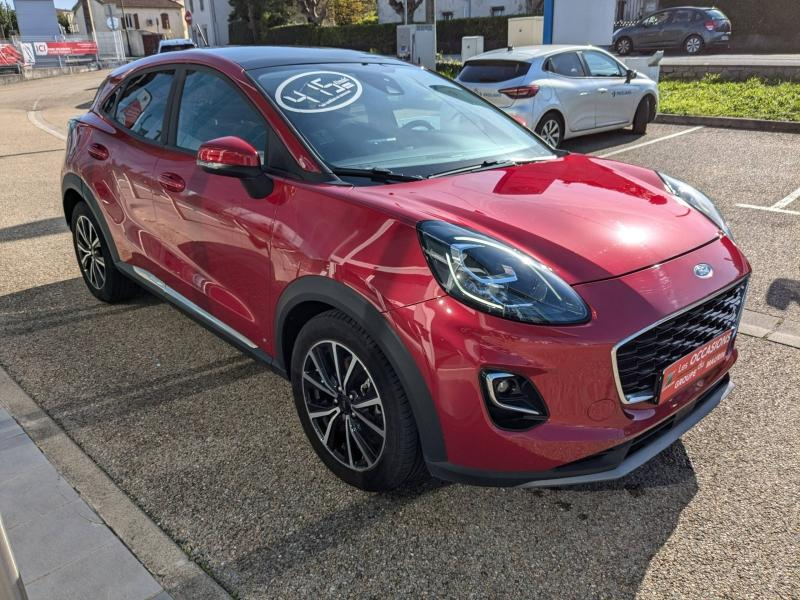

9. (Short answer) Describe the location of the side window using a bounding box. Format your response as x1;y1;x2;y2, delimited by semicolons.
547;52;585;77
175;70;268;158
583;51;625;78
642;11;669;26
672;9;693;24
114;70;174;141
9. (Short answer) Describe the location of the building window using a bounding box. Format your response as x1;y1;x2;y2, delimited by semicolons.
490;6;505;16
441;11;453;21
161;12;170;29
124;13;139;29
188;0;194;12
199;0;204;11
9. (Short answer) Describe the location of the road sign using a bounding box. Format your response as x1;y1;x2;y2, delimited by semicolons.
184;10;192;25
107;16;120;30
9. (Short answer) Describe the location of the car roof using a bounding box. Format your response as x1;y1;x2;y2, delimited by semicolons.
175;46;405;70
465;44;599;63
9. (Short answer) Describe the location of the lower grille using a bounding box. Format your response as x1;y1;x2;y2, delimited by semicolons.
613;279;747;404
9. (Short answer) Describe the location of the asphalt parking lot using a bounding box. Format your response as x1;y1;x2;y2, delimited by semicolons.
1;70;798;599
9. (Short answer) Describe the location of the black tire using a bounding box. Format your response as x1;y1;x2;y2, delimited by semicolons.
615;37;633;56
535;111;564;148
290;309;427;492
632;96;651;135
684;34;704;55
70;201;139;303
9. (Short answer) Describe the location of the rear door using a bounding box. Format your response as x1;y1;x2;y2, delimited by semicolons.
457;59;531;109
151;66;278;346
661;8;695;46
543;51;595;132
580;50;636;128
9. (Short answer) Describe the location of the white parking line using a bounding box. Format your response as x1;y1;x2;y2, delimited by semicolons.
595;126;704;158
27;110;66;141
736;185;800;215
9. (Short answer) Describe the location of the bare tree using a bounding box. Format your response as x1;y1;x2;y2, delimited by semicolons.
388;0;423;23
298;0;329;25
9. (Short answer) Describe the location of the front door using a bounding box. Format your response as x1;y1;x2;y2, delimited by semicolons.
152;67;278;347
546;52;595;133
581;51;636;128
639;10;671;48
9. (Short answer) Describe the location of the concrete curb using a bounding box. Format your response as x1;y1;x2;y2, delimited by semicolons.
0;367;232;600
655;113;800;133
739;309;800;350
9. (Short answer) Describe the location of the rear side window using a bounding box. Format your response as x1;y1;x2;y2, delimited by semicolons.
175;69;268;157
546;52;585;77
705;9;727;20
458;60;531;83
582;51;625;77
114;70;174;141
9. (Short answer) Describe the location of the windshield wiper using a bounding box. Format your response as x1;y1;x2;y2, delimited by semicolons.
427;159;518;179
331;167;423;183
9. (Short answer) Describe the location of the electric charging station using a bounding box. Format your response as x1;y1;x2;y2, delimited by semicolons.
397;24;437;70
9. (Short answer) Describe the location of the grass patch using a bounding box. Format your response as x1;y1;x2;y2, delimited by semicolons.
658;75;800;122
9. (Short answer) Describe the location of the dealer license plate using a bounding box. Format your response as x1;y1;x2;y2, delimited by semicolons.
659;329;734;403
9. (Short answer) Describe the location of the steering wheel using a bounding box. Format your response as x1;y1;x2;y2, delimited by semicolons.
401;119;435;131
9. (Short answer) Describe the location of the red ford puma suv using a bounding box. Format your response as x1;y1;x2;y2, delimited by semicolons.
62;47;750;491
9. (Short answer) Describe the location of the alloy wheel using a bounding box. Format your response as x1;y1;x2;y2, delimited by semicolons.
75;215;106;290
540;119;561;147
685;36;702;54
617;38;631;54
301;340;386;471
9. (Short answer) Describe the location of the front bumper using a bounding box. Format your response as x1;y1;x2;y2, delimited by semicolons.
386;236;749;484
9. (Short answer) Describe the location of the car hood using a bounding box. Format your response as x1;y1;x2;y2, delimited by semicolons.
349;154;720;285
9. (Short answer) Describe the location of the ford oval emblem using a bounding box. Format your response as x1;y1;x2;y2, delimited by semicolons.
694;263;713;279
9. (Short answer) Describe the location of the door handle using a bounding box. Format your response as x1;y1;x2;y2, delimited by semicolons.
158;172;186;193
598;88;609;94
579;91;590;96
87;143;109;161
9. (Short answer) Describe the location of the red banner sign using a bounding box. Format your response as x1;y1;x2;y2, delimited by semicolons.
33;41;98;56
0;43;22;66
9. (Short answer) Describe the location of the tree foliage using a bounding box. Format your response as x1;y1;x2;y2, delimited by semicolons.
0;1;18;38
57;13;72;33
228;0;289;41
329;0;376;25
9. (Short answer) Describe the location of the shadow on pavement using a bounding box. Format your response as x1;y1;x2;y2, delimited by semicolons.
562;130;645;155
0;217;68;243
0;278;698;599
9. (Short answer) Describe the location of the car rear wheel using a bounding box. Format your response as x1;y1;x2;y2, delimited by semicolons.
615;37;633;56
535;112;563;148
632;96;651;135
290;310;427;492
684;35;704;55
70;202;139;303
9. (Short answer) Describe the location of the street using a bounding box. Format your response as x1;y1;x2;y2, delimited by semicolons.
1;70;798;599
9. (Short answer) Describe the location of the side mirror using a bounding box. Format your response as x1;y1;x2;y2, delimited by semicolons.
197;136;262;179
625;69;636;83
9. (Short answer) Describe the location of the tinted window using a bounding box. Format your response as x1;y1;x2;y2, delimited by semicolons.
160;44;194;52
672;9;694;24
705;9;727;20
583;51;624;77
175;70;268;156
114;70;173;140
547;52;585;77
458;60;531;83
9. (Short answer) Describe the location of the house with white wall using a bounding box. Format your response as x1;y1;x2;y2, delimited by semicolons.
184;0;231;46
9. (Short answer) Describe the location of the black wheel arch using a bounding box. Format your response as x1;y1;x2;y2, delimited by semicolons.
62;173;121;263
275;276;447;463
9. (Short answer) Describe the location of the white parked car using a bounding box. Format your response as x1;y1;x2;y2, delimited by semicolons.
455;45;659;147
157;39;196;53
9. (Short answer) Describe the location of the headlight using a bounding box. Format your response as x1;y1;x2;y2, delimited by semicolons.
417;221;589;325
658;172;732;239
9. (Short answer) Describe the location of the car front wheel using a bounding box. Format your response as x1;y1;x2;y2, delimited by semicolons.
615;37;633;55
290;310;426;491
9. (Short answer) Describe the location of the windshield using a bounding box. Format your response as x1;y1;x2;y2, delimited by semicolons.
253;63;554;179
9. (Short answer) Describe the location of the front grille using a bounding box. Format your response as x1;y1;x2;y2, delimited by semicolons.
614;280;747;403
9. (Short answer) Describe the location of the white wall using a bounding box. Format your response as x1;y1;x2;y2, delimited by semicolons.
185;0;231;45
378;0;529;24
552;0;615;45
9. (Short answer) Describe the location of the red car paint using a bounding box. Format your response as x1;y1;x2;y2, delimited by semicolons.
63;48;750;486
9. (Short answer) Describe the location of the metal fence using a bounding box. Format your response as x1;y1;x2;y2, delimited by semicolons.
3;31;125;69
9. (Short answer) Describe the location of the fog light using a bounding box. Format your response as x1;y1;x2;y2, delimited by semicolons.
481;371;548;430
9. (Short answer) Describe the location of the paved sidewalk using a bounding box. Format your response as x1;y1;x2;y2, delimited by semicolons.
0;407;169;600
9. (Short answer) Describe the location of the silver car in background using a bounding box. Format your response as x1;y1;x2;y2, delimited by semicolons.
455;45;659;147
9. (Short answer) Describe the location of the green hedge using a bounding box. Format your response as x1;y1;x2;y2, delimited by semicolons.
230;13;543;55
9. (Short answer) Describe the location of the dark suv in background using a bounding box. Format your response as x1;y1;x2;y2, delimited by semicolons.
613;7;732;55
